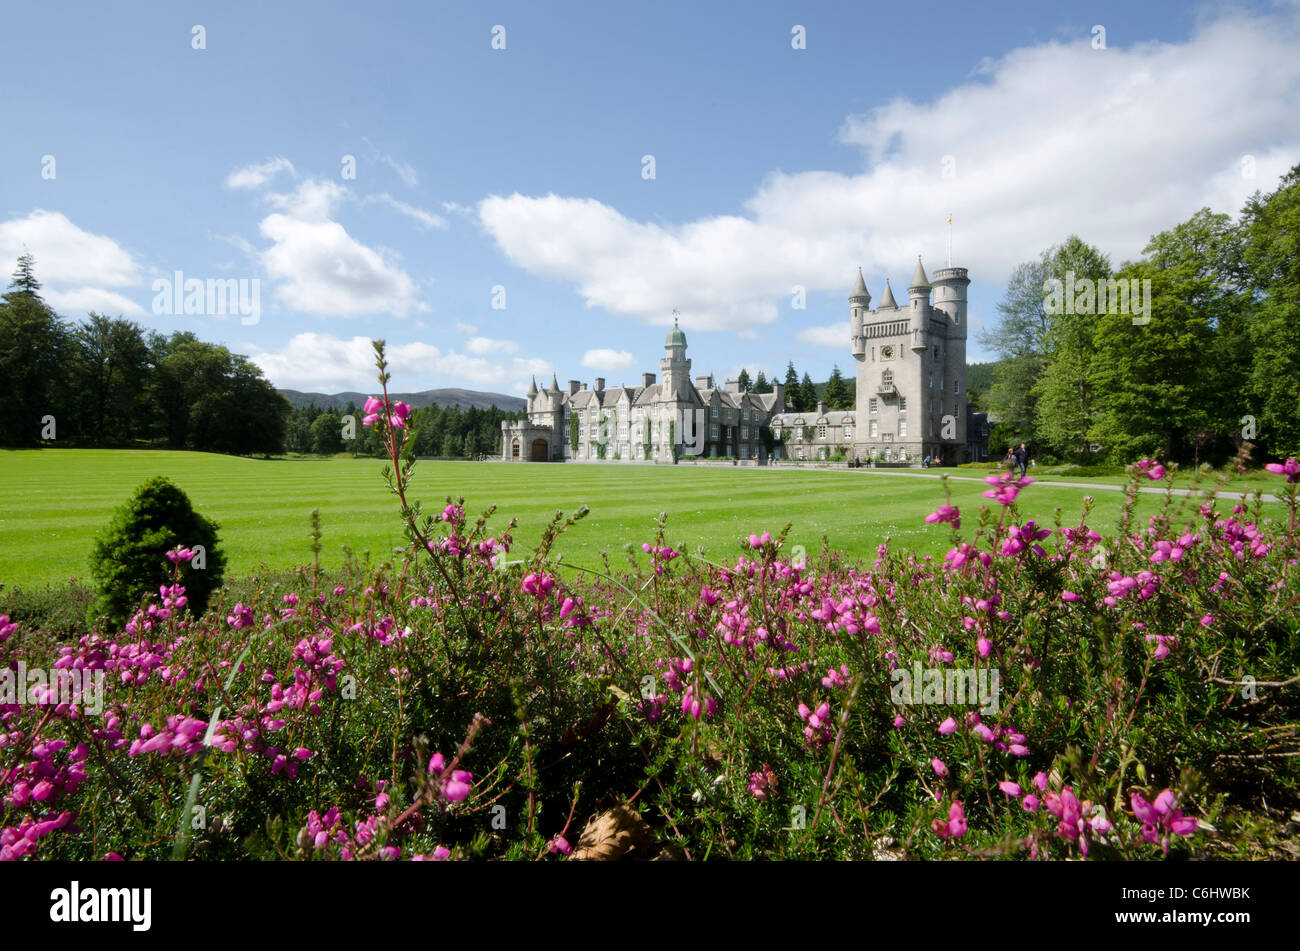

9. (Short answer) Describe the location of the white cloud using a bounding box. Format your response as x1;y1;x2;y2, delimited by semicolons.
478;8;1300;332
226;156;295;190
580;348;637;372
455;320;478;334
256;179;424;317
795;324;848;350
363;137;419;188
367;193;448;230
466;335;518;355
249;332;550;392
0;209;144;316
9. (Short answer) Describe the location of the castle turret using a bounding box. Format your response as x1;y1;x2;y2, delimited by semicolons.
909;256;931;353
850;269;870;357
661;317;691;399
931;264;971;455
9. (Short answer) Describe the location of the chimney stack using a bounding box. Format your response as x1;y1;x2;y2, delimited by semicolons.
817;400;827;416
594;377;605;392
642;372;656;388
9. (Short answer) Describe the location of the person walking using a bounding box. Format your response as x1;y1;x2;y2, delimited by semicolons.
1015;443;1029;478
1004;447;1017;473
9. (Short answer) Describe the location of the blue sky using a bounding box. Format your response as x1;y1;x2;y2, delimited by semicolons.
3;0;1298;395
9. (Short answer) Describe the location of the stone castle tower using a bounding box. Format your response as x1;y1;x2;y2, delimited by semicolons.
849;257;971;463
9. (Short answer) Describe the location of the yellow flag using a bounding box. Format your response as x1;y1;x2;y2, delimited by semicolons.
946;214;952;225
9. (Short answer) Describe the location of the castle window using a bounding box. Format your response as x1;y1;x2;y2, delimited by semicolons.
881;369;894;387
869;398;878;414
928;373;933;389
953;380;960;394
844;426;853;439
742;427;749;439
899;419;908;438
869;420;878;438
817;425;826;439
899;396;907;412
711;424;719;438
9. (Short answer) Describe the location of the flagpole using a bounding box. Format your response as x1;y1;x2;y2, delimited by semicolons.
947;213;952;268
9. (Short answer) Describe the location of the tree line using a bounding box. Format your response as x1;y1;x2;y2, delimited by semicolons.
735;362;853;412
978;164;1300;465
284;401;519;458
0;254;286;454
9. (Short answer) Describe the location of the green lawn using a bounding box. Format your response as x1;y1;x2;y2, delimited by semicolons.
0;449;1289;591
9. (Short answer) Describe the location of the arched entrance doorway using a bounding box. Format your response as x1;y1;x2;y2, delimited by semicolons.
511;438;521;461
530;439;548;462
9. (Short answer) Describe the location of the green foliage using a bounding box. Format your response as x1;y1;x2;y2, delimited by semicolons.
1242;164;1300;458
823;364;852;410
310;412;344;455
89;476;226;624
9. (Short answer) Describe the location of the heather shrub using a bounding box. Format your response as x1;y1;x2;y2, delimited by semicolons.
89;476;225;625
2;343;1297;862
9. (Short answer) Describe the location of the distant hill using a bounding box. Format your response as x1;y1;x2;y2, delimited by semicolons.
279;387;525;413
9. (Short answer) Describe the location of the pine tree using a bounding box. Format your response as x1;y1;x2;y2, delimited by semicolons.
798;372;817;412
753;370;771;393
737;368;752;391
784;361;799;394
823;364;851;410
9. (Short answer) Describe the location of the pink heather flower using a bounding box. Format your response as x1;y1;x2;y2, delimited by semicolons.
998;781;1022;797
1032;771;1048;792
931;758;949;778
924;504;961;529
362;396;384;426
748;764;777;800
972;723;995;743
821;665;849;689
977;637;992;659
934;800;968;838
549;835;572;855
1022;795;1040;812
938;717;958;735
226;603;254;629
444;770;473;802
1265;458;1300;483
748;533;762;549
892;716;905;729
1061;590;1080;602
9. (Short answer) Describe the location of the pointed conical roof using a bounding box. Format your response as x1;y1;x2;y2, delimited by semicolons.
850;268;870;301
527;376;538;397
878;279;898;309
549;373;560;392
909;255;930;291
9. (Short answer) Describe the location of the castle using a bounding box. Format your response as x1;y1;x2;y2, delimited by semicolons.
501;257;985;465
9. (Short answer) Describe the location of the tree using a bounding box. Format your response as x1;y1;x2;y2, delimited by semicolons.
72;315;151;446
798;372;817;412
979;254;1052;444
0;254;72;446
1090;210;1246;463
311;411;344;455
89;476;226;625
1241;164;1300;459
753;370;772;394
1032;236;1111;460
737;368;752;392
823;364;852;410
783;361;800;396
